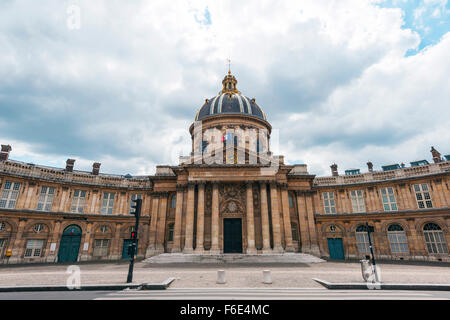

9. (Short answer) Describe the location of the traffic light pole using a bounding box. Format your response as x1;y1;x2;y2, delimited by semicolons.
127;198;141;283
366;222;380;283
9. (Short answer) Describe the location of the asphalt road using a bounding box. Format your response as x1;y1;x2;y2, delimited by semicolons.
0;288;449;300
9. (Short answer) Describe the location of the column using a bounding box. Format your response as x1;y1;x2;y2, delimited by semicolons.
195;183;205;253
9;218;27;264
305;193;320;255
260;182;272;253
45;220;62;263
270;182;283;253
172;186;185;253
210;183;220;254
183;184;195;253
109;223;122;260
145;195;159;257
156;193;168;253
246;182;257;254
296;191;311;253
89;192;98;214
280;186;295;252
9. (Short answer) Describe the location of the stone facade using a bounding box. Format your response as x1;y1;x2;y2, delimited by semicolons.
0;73;449;264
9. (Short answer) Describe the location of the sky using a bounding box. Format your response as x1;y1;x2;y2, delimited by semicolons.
0;0;449;177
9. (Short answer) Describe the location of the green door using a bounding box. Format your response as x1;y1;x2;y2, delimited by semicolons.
223;218;242;253
327;238;345;260
58;225;82;263
122;239;139;259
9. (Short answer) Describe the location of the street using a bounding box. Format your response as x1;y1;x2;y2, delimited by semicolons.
0;288;449;300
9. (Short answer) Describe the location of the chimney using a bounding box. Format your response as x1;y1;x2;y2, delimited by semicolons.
0;145;12;161
330;163;338;176
367;161;373;172
65;159;75;172
430;146;441;163
92;162;101;175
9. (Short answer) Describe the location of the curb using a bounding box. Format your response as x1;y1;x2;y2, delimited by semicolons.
312;278;450;291
0;277;176;293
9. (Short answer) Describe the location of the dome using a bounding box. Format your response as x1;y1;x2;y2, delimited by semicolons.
195;72;267;121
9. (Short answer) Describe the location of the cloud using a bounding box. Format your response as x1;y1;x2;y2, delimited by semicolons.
0;0;448;177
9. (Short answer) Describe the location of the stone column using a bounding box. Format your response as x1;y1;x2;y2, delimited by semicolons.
80;222;93;261
156;193;168;253
45;220;62;263
24;184;35;209
9;218;27;264
246;182;257;254
305;193;320;255
183;184;195;253
259;182;272;253
280;186;295;252
269;182;283;253
195;183;205;253
296;191;311;253
210;183;220;254
145;195;160;257
172;186;185;253
109;223;122;260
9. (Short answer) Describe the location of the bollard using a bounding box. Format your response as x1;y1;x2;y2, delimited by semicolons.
216;270;226;284
263;270;272;284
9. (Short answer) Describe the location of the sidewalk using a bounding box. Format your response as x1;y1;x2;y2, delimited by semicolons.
0;261;449;288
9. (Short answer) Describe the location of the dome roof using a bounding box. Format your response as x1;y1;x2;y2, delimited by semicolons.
195;72;267;121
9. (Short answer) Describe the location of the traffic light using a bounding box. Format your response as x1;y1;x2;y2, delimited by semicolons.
130;198;142;216
130;231;136;239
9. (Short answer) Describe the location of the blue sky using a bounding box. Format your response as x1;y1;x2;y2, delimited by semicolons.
377;0;450;55
0;0;449;176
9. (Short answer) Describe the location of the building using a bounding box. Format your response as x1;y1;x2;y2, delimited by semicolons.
0;72;449;264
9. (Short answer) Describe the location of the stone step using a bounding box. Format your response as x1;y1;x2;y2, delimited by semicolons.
144;253;325;264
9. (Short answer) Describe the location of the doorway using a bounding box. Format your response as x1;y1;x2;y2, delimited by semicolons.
223;218;243;253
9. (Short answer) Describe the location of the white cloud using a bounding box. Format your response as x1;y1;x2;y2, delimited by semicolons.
0;0;448;177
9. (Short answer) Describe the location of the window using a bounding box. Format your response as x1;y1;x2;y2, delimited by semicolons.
101;192;115;215
130;194;142;213
288;193;294;208
381;187;398;211
423;223;448;254
167;223;175;242
0;222;5;231
99;225;108;233
387;224;409;254
70;190;86;213
93;239;110;257
24;239;44;257
33;224;44;233
170;194;177;209
0;181;21;209
350;190;366;213
291;223;299;241
414;184;433;209
355;225;373;254
323;192;336;214
37;186;55;211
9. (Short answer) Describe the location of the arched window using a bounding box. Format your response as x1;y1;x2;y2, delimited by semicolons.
170;195;177;209
423;223;448;254
387;224;409;254
168;223;175;242
355;225;373;254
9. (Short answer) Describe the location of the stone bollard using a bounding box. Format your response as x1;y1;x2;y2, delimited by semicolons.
263;270;272;284
216;270;226;284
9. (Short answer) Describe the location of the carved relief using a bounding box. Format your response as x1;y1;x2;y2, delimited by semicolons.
219;183;246;215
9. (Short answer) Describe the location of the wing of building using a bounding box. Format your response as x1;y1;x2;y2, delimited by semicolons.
0;72;449;264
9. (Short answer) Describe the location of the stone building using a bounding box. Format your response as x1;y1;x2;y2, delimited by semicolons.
0;72;449;264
